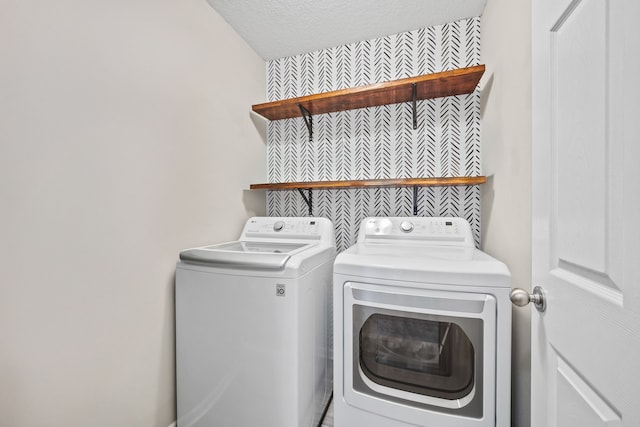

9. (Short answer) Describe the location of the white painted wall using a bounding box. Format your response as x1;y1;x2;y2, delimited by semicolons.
0;1;266;426
480;1;532;427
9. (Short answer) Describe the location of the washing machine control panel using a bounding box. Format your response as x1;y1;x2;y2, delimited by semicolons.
246;218;318;235
241;217;336;244
361;217;474;247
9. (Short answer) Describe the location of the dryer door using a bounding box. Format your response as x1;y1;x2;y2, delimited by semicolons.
343;281;496;426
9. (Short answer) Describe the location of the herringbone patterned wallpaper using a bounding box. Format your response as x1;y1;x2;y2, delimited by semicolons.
265;17;482;251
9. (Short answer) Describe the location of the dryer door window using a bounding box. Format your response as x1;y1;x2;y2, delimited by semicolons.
359;314;475;400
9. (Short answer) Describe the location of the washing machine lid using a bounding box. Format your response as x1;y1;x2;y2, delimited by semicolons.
334;243;511;287
179;241;313;270
179;217;337;273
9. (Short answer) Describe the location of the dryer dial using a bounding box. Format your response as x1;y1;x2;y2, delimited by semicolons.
273;221;285;231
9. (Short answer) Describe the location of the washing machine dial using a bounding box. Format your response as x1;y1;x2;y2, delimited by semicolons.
273;221;285;231
399;221;414;233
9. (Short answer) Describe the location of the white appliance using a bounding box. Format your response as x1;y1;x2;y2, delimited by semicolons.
176;217;336;427
333;217;511;427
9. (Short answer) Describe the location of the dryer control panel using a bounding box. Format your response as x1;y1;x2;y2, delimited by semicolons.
360;217;474;247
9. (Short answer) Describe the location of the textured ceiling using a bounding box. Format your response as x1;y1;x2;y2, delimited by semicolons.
207;0;487;60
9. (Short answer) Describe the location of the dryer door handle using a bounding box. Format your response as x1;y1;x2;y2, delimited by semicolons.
510;286;546;312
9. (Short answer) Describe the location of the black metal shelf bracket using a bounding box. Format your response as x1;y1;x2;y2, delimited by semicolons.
411;83;418;130
297;188;313;215
412;186;419;215
297;103;313;142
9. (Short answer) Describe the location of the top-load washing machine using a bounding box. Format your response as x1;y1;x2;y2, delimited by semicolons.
333;217;511;427
176;217;336;427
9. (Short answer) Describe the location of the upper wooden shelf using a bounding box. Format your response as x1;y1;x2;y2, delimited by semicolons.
250;176;486;191
252;65;485;121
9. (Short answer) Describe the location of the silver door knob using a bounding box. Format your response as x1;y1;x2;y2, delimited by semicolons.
510;286;546;312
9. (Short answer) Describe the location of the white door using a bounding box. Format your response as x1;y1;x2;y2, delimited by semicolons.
531;0;640;425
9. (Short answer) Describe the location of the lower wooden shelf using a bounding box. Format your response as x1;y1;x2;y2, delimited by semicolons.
249;176;487;190
250;176;486;215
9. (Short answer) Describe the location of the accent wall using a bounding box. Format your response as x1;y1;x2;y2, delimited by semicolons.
265;17;482;251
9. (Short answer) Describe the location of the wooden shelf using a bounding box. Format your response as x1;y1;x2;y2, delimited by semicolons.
250;176;487;190
250;66;487;214
252;65;485;121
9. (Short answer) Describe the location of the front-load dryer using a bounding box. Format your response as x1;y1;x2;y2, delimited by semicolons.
176;217;336;427
333;217;511;427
